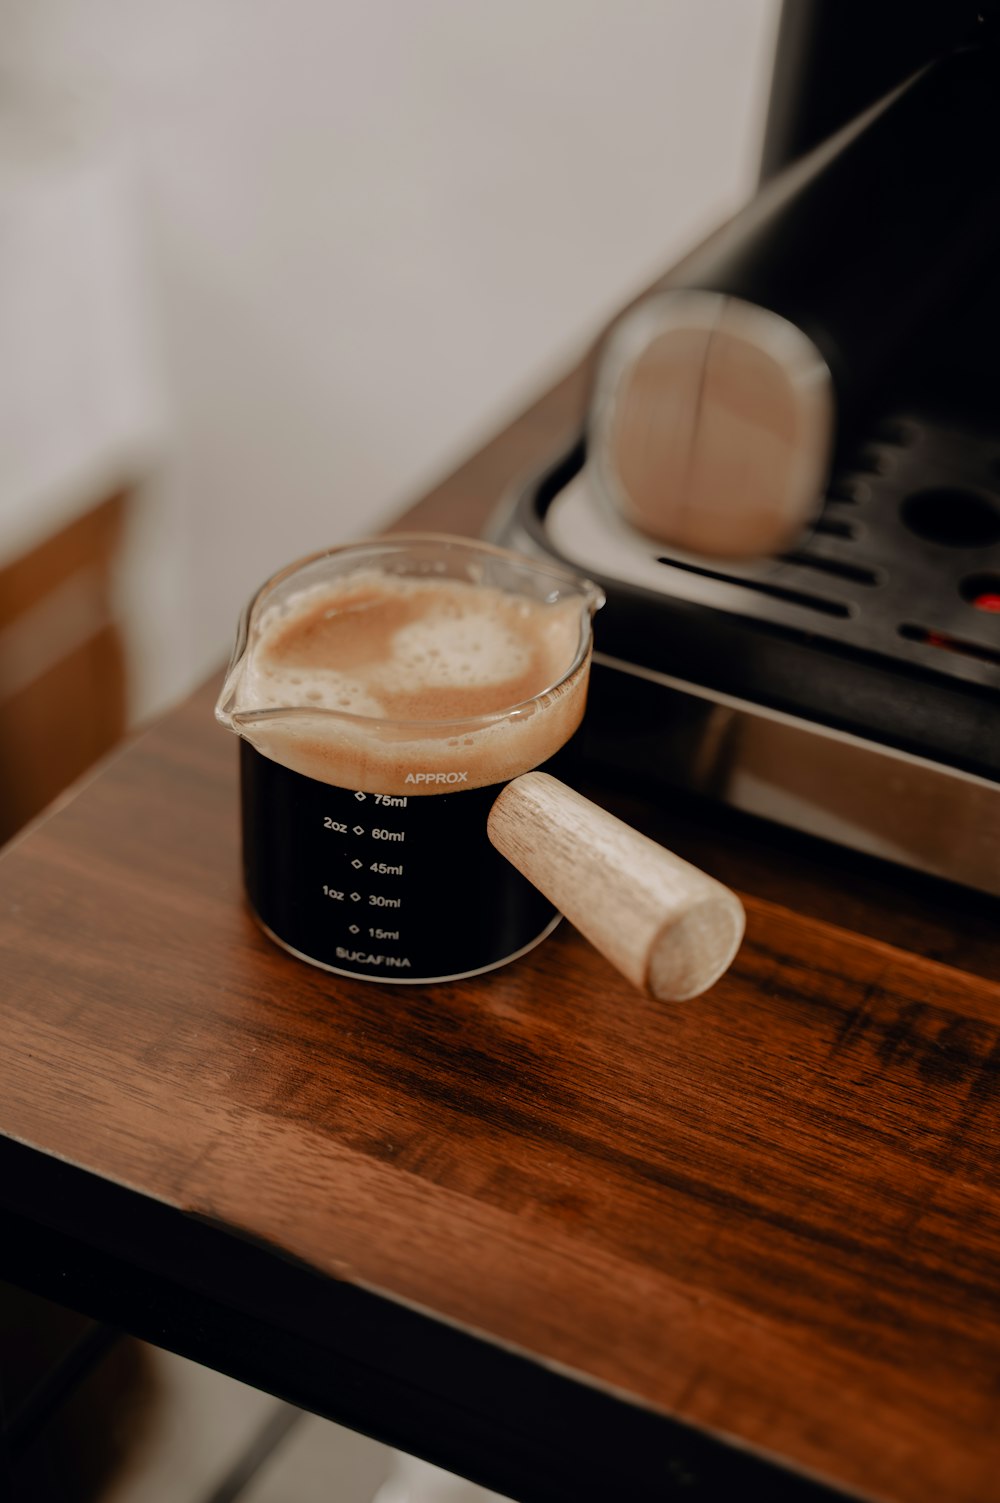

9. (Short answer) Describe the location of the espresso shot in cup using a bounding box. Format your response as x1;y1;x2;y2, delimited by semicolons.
216;535;604;983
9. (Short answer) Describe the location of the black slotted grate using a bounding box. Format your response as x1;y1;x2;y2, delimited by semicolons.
653;416;1000;689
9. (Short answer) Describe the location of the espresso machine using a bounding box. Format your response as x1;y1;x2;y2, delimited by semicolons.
493;0;1000;897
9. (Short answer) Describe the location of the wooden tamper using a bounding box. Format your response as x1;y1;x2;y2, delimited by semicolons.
488;772;745;1001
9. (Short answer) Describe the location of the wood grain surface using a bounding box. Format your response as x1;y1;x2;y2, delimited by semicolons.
2;371;1000;1503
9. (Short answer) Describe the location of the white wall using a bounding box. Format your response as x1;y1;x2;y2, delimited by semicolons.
1;0;778;720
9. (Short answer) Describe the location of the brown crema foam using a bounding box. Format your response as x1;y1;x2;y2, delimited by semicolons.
236;571;590;793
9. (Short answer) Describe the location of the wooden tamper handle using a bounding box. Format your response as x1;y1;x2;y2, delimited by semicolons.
488;772;745;1001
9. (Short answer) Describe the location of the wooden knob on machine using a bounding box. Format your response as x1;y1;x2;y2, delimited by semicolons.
488;772;745;1001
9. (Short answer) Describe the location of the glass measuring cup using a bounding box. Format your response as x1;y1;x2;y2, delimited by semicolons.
216;534;604;983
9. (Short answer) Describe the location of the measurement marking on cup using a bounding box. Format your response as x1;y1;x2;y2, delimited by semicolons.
370;927;399;940
370;861;403;875
405;772;468;785
374;794;408;808
370;894;402;908
323;818;347;833
322;886;345;900
372;828;405;842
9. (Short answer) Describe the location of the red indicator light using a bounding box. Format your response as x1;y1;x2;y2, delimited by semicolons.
972;593;1000;613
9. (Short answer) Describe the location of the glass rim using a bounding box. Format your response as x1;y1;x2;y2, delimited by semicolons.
216;532;604;735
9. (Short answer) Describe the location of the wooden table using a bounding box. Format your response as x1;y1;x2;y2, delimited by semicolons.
2;367;1000;1503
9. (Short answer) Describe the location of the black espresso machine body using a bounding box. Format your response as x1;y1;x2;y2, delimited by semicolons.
492;0;1000;896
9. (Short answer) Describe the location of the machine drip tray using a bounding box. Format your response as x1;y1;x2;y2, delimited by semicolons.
491;414;1000;898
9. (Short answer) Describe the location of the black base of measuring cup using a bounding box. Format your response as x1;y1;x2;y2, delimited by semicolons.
240;741;562;984
249;908;563;985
